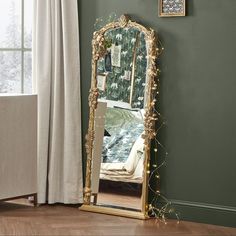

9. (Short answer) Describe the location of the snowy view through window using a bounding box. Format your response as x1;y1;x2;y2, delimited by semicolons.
0;0;32;94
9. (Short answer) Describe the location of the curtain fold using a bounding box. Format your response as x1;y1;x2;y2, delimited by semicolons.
32;0;83;204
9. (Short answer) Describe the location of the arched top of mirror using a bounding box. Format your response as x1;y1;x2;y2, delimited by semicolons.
91;15;158;110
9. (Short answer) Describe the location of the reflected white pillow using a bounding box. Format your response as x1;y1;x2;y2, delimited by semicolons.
124;134;144;173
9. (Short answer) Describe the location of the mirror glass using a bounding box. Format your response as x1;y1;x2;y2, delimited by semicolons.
97;28;147;109
90;26;148;211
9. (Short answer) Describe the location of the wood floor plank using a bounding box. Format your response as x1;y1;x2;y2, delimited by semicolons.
0;200;236;236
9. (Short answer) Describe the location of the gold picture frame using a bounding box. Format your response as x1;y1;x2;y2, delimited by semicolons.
97;73;107;91
158;0;186;17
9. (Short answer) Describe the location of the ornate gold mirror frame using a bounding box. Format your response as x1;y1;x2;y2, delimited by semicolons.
80;15;161;219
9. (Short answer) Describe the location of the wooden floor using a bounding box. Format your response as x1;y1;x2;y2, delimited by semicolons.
0;200;236;236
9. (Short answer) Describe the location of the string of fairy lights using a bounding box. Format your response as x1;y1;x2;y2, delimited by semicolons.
146;40;179;222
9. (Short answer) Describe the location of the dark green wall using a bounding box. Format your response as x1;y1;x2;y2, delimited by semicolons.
78;0;236;227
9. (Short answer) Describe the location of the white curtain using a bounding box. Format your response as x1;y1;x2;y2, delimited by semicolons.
32;0;83;204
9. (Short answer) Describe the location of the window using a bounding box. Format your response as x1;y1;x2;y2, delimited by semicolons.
0;0;32;94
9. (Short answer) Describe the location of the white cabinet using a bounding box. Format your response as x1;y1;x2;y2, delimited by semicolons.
0;95;37;203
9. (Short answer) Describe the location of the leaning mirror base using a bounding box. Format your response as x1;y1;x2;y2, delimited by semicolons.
79;204;148;220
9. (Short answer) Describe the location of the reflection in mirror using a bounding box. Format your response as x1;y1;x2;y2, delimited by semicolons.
90;25;148;211
92;103;145;210
97;28;147;109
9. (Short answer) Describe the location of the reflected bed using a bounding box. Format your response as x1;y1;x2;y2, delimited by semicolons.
100;107;145;183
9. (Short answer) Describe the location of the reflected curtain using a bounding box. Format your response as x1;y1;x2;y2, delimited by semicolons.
32;0;83;204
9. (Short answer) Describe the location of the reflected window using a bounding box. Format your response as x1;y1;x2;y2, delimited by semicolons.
0;0;32;94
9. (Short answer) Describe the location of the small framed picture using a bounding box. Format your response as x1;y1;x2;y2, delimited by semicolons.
111;44;121;67
97;73;107;91
124;70;131;81
104;51;112;72
158;0;186;17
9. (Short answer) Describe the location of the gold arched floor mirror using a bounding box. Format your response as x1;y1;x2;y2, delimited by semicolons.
80;15;160;219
